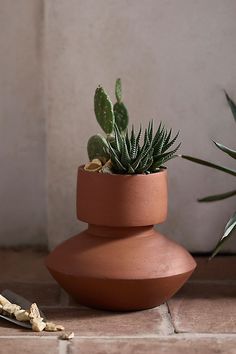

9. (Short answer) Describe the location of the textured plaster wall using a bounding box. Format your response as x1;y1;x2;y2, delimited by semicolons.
1;1;235;252
45;0;236;252
0;0;47;246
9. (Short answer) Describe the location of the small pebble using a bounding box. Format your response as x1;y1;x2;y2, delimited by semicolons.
59;331;74;340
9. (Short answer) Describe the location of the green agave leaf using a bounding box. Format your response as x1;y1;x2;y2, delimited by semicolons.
148;120;153;142
161;154;178;165
198;189;236;202
154;143;181;164
131;138;152;170
181;155;236;177
153;129;166;155
144;156;154;172
107;141;126;171
134;125;142;159
212;140;236;160
210;211;236;259
152;122;163;146
127;163;135;174
130;125;136;159
164;128;172;145
125;131;131;153
114;124;124;153
162;131;180;153
151;154;178;170
225;91;236;122
120;137;131;165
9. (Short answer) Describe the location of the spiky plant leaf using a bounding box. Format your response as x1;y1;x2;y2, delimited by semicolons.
107;140;126;172
136;125;142;147
153;127;166;155
162;131;180;153
152;122;163;146
152;143;181;170
181;90;236;259
210;212;236;259
107;122;180;174
198;189;236;202
164;128;172;145
147;120;153;142
225;91;236;122
181;155;236;176
212;140;236;159
114;124;124;153
153;143;181;163
125;132;131;153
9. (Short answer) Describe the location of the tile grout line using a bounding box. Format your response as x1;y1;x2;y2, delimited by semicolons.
165;301;178;334
0;333;236;340
58;339;70;354
158;303;175;335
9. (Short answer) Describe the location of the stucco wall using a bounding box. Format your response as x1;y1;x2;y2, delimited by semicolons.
0;0;47;246
45;0;236;251
0;0;235;252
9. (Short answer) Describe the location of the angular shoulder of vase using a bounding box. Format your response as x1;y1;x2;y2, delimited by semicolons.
45;228;196;280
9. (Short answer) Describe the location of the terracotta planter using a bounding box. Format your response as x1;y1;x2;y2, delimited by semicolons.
46;166;196;311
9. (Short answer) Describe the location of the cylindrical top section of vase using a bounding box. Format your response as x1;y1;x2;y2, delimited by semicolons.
77;166;168;227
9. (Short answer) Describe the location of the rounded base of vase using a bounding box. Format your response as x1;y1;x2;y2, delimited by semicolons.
46;226;196;311
47;269;194;311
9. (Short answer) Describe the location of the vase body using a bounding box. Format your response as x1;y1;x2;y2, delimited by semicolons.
46;167;196;311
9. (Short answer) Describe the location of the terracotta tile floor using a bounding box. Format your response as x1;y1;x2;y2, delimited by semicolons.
0;249;235;354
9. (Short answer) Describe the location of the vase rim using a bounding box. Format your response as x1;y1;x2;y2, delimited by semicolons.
78;165;167;178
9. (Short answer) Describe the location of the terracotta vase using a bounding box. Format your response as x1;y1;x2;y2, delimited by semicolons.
46;166;196;311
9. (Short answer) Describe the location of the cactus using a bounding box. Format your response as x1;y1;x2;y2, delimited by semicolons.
88;79;129;164
114;79;129;133
115;78;122;103
94;86;114;134
87;134;110;164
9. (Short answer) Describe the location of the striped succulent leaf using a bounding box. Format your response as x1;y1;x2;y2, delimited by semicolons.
107;121;181;174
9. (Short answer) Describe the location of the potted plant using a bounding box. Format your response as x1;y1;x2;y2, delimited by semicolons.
46;79;196;311
181;91;236;259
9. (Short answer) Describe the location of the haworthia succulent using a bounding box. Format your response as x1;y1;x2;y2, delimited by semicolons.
107;122;180;174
